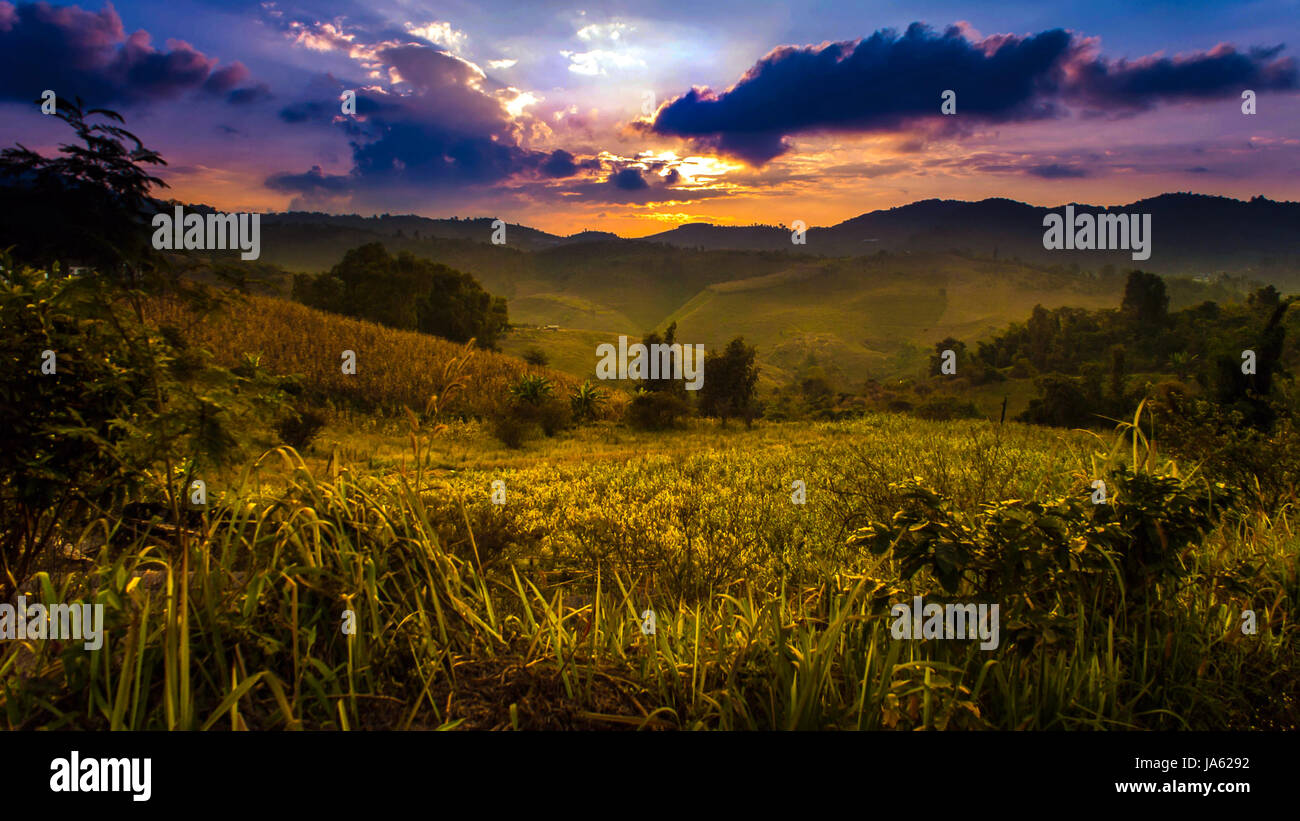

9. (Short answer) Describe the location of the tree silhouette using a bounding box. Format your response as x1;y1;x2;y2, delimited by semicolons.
1121;270;1169;328
0;97;168;281
699;337;760;427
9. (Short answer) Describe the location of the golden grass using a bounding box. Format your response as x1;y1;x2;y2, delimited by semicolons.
143;292;583;417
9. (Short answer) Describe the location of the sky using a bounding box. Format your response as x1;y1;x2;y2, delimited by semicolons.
0;0;1297;236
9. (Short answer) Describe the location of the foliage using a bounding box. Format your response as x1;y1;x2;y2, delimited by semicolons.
0;100;168;281
1121;269;1169;326
697;336;760;426
273;407;328;452
522;347;549;366
2;413;1294;731
294;242;509;349
848;468;1221;609
958;270;1298;431
509;374;554;404
569;380;606;421
0;252;282;597
627;388;691;431
1154;393;1300;511
491;374;572;447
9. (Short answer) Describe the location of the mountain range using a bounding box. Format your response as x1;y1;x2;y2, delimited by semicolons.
195;193;1295;390
256;193;1300;281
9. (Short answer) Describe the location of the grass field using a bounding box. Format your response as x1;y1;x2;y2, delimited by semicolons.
5;411;1295;731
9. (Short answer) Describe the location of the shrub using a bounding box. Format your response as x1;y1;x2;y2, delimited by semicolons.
509;373;554;404
0;254;281;596
848;468;1227;633
490;374;573;446
274;407;328;451
569;380;606;421
522;347;549;366
627;389;691;430
1153;394;1300;510
490;413;530;449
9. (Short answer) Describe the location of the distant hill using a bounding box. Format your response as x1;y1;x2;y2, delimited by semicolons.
253;193;1300;283
644;194;1300;283
259;212;616;252
182;193;1291;388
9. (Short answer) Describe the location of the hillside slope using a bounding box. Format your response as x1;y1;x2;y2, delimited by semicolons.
144;292;580;417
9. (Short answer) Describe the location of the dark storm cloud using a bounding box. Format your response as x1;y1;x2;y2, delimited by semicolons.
0;1;268;106
651;23;1072;164
1065;42;1297;109
610;167;649;190
542;162;726;205
540;149;579;178
650;22;1298;165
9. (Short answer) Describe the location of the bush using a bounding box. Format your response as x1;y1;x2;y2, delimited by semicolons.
1153;394;1300;510
849;468;1226;629
627;390;691;430
509;373;554;404
489;375;573;446
274;407;328;451
0;254;281;596
490;413;530;449
522;347;549;367
569;380;606;422
531;397;573;437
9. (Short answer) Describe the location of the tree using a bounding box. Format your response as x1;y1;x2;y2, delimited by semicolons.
0;98;168;282
698;337;760;427
296;243;509;349
1248;285;1281;313
929;338;966;376
1026;305;1055;369
640;321;687;396
1018;375;1095;427
1121;270;1168;327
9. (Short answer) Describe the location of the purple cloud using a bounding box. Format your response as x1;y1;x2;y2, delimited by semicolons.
0;1;268;106
651;23;1298;165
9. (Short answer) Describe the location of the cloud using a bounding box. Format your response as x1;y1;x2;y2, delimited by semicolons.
204;62;249;93
225;83;271;105
266;164;352;193
270;39;606;209
561;48;645;76
651;22;1298;165
404;20;467;54
610;166;648;190
1063;41;1297;110
540;158;728;205
561;19;645;75
1026;163;1088;179
540;149;579;178
0;1;268;106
